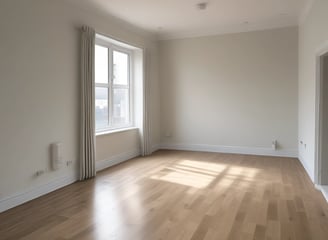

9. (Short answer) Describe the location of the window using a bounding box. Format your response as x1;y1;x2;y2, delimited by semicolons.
95;41;132;133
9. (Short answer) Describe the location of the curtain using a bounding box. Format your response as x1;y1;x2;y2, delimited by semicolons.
80;25;96;180
140;48;151;156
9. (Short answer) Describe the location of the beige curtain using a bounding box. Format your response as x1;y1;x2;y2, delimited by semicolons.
141;48;151;156
80;25;96;180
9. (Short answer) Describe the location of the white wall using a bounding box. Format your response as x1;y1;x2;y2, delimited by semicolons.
159;27;298;156
0;0;159;207
298;0;328;182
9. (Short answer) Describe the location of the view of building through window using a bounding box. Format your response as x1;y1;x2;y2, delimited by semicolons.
95;44;131;131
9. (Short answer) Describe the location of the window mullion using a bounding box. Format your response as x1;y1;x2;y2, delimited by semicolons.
128;52;132;126
108;47;112;127
95;36;135;133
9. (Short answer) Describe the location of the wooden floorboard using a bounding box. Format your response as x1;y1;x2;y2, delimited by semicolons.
0;150;328;240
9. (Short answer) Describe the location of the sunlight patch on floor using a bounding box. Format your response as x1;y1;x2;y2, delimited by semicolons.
150;159;260;189
151;170;215;188
150;159;225;188
179;160;227;173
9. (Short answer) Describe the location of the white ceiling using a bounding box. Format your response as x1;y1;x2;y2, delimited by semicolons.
68;0;313;40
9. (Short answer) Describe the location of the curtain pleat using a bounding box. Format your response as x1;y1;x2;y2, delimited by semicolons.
80;25;96;180
141;49;151;156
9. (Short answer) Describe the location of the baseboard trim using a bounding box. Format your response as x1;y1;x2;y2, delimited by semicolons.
96;148;141;172
298;154;315;182
315;185;328;203
0;144;301;213
160;143;298;158
0;149;140;213
0;172;78;213
151;144;161;153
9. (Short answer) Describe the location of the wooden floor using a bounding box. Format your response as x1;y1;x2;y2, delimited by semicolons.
1;150;328;240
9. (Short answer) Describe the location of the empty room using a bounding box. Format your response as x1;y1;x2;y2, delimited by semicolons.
1;0;328;239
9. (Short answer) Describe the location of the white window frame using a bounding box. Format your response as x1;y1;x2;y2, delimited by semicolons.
95;38;133;133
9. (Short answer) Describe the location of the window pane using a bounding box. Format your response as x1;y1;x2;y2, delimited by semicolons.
95;87;108;129
113;89;129;125
113;51;128;85
95;45;108;84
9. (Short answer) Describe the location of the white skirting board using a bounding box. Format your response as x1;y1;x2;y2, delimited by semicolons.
151;143;161;153
159;143;298;158
0;149;141;213
0;173;78;213
298;157;328;203
0;145;312;213
95;148;141;172
298;154;315;183
315;185;328;203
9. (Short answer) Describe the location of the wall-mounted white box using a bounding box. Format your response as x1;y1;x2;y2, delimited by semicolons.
51;142;63;170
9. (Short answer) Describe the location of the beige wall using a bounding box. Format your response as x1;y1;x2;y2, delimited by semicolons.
159;27;298;154
0;0;159;200
96;129;140;161
321;56;328;184
3;0;324;208
298;0;328;182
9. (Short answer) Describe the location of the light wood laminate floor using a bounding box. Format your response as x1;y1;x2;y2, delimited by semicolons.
0;150;328;240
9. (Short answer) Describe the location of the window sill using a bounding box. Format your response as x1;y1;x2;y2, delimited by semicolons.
96;127;138;136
